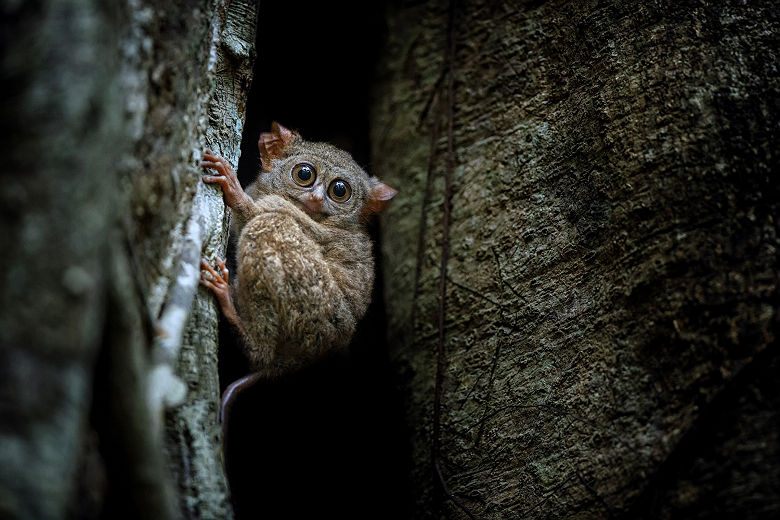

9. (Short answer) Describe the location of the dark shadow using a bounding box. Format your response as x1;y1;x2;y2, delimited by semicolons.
221;2;412;518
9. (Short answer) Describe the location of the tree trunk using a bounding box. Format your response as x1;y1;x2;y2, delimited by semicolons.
1;2;125;518
371;0;778;518
0;1;256;518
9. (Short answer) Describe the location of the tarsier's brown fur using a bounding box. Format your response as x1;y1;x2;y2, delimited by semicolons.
200;123;396;392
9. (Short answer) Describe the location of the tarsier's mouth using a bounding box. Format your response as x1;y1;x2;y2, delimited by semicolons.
295;200;326;221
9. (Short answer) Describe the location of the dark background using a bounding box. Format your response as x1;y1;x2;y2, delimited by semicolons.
221;2;412;518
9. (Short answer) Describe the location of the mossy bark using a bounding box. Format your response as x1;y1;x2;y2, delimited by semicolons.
372;1;778;518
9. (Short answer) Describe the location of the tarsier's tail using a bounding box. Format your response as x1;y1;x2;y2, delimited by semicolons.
217;370;272;452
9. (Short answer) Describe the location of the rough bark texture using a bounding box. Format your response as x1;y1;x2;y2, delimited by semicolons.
157;2;257;518
371;1;778;518
0;0;256;518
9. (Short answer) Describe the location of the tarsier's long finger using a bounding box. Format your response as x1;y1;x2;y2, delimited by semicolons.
203;151;229;164
199;278;218;292
204;152;234;172
200;259;225;282
217;258;229;282
202;175;228;187
201;160;225;173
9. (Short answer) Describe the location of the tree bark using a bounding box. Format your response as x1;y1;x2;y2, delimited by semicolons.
1;2;124;518
157;2;257;518
0;1;256;518
371;1;778;518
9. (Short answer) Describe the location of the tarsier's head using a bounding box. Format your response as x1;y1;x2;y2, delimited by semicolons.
255;122;397;230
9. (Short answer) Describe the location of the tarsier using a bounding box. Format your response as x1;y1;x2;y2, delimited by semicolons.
199;122;396;423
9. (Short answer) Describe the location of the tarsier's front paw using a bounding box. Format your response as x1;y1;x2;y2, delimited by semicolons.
199;258;240;328
201;150;247;209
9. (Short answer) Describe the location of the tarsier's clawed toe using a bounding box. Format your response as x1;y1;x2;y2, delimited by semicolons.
201;150;230;180
200;258;241;327
200;149;248;210
199;258;229;293
200;152;229;176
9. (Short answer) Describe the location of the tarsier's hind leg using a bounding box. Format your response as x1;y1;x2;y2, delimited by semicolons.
201;255;278;373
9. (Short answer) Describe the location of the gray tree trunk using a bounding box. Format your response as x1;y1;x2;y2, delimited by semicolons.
0;1;256;519
372;1;778;518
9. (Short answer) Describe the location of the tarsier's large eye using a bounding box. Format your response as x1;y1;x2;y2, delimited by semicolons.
291;163;316;187
328;179;352;203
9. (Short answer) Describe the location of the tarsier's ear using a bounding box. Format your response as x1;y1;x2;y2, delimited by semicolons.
258;122;297;172
361;178;398;220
